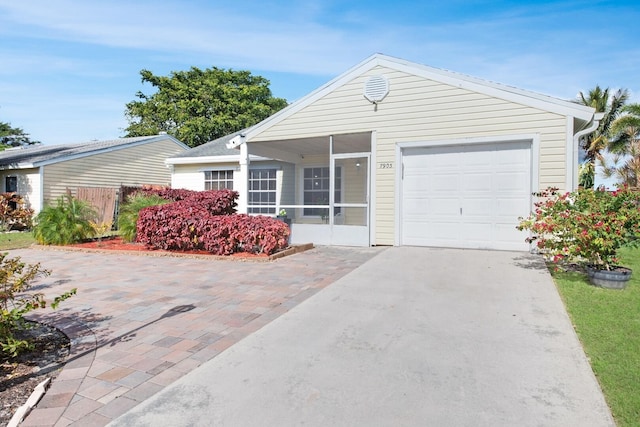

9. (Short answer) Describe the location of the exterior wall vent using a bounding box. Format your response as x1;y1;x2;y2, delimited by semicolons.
363;75;389;103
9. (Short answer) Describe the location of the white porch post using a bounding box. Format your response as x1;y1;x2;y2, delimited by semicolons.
329;135;334;226
237;142;250;213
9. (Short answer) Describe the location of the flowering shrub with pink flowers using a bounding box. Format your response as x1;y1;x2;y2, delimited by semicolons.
517;187;640;270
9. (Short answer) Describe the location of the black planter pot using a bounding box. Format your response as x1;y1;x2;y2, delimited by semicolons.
276;215;291;227
586;265;632;289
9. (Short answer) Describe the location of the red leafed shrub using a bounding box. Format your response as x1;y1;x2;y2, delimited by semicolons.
136;187;238;215
136;187;198;201
136;205;289;255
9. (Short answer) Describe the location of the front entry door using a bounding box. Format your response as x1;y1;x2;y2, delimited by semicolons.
331;154;370;246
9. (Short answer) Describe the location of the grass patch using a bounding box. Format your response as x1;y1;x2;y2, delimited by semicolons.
552;246;640;426
0;231;36;250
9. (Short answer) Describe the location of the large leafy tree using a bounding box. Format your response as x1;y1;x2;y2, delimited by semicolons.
0;121;40;150
600;103;640;187
124;67;288;147
575;86;629;187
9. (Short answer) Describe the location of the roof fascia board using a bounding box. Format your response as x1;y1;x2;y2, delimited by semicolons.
33;136;187;167
0;162;36;170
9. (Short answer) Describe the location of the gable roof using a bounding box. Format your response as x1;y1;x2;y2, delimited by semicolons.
229;53;596;147
0;134;188;169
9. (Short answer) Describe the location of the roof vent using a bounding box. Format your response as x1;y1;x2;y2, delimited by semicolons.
363;75;389;104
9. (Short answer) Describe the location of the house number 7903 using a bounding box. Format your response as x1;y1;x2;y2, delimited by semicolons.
378;162;393;169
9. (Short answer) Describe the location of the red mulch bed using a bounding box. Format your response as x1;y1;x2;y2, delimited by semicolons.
68;236;269;258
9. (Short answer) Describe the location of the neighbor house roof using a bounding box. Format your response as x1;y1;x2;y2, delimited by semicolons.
0;134;188;169
228;53;597;147
165;127;269;164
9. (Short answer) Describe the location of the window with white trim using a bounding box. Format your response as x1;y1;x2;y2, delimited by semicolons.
204;170;234;190
248;169;277;214
303;167;341;216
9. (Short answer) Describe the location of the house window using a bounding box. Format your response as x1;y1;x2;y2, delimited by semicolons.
303;167;341;216
5;176;17;193
248;169;277;214
204;170;234;190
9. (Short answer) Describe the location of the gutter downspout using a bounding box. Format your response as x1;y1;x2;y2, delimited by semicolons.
572;112;604;190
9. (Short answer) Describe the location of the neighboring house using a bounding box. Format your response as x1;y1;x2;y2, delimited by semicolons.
169;54;599;251
0;134;189;213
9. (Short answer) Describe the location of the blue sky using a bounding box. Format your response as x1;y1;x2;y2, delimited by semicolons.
0;0;638;145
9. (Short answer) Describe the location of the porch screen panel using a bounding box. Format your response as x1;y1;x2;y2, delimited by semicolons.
303;167;341;216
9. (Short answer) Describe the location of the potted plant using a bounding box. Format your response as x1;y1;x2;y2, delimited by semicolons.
276;209;291;226
517;187;640;289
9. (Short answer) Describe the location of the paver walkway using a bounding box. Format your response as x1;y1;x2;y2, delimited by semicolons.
8;246;382;426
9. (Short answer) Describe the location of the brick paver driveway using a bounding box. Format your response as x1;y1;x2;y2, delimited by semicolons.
8;246;382;427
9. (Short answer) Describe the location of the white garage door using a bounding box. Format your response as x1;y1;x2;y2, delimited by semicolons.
401;141;531;251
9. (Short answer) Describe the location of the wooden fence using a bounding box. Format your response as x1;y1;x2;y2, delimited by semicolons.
76;187;118;225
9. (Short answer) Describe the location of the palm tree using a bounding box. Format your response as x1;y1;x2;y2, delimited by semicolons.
575;86;629;187
600;103;640;187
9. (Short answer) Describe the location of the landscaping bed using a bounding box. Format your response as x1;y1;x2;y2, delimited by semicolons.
56;236;313;261
0;322;69;426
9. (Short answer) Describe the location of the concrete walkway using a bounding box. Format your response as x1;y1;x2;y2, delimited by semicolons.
108;247;614;427
11;246;381;426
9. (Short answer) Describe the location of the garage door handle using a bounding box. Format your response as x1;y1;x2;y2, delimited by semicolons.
460;208;462;215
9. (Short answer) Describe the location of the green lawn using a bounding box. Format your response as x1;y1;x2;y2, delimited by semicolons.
0;231;36;250
552;246;640;427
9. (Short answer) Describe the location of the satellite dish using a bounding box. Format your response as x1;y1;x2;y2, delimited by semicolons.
363;75;389;103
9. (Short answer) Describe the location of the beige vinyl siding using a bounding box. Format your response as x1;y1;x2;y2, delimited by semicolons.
252;65;569;245
42;139;184;205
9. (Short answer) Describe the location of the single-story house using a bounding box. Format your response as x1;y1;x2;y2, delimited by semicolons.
167;53;599;251
0;134;188;213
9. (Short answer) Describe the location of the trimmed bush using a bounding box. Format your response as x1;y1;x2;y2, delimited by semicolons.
137;206;289;255
135;187;238;215
33;194;97;245
136;187;199;202
133;188;286;255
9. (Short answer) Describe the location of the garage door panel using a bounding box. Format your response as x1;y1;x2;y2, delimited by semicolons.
401;141;531;251
403;219;460;244
427;222;461;244
496;171;529;187
430;174;459;192
495;197;529;217
430;198;460;215
461;173;493;191
463;198;493;216
403;196;429;215
462;222;493;247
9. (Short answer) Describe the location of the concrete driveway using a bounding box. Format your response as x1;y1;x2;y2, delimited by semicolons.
109;247;614;426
